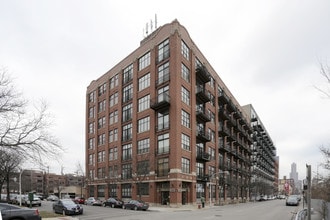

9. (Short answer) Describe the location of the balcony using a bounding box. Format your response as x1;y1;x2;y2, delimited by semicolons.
196;106;211;122
197;174;209;182
218;92;230;104
196;151;211;162
150;93;170;112
196;129;211;143
218;107;231;120
218;125;231;137
196;85;210;103
196;65;211;83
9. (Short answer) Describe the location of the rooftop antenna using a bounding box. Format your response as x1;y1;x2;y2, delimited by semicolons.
145;22;149;35
155;14;157;29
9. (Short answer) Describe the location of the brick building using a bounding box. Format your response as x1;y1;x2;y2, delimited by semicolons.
85;19;277;206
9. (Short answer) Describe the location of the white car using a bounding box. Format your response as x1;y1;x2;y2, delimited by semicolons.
23;194;42;207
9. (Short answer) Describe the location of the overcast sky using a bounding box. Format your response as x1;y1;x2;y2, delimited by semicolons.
1;0;330;179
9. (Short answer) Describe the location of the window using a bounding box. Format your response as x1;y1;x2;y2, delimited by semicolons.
97;134;105;146
122;123;132;142
122;104;132;122
181;133;190;151
181;110;190;128
88;138;95;150
138;52;150;70
157;112;169;131
196;162;204;178
109;74;119;89
158;38;169;62
109;92;118;107
89;107;95;118
181;158;190;173
121;183;132;198
109;110;118;125
137;138;150;154
88;154;94;165
181;63;190;82
209;76;215;88
158;133;169;154
137;160;149;175
108;165;118;178
181;40;189;60
137;183;149;196
97;185;105;197
109;147;118;161
208;147;215;160
122;84;133;103
181;86;190;105
209;128;215;143
89;91;95;103
138;95;150;112
138;116;150;133
98;100;106;112
89;122;94;134
97;117;106;129
138;73;150;91
123;64;133;84
122;143;132;161
98;83;107;96
157;158;169;176
122;164;132;180
109;129;118;143
157;62;170;85
157;85;169;102
97;151;105;162
209;94;215;106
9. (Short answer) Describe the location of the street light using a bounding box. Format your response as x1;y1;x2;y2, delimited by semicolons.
208;171;229;206
19;168;39;206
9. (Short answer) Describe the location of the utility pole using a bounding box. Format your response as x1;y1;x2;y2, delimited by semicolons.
306;164;311;220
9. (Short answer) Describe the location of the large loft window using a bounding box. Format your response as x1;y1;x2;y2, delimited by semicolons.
122;104;132;122
157;157;169;177
157;38;169;63
138;52;150;71
181;63;190;82
123;64;133;84
122;84;133;103
181;157;190;173
109;74;119;89
157;62;170;85
157;111;169;131
138;116;150;133
181;133;190;151
181;86;190;105
181;40;189;60
137;138;150;154
122;123;132;142
138;73;150;91
181;109;190;128
122;143;132;161
138;95;150;112
157;133;169;154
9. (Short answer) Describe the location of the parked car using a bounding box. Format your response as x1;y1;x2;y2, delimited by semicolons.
23;194;42;207
74;197;85;204
103;198;123;208
0;203;42;220
123;200;149;211
286;195;299;206
47;195;59;201
85;197;102;206
53;199;83;215
12;194;27;205
278;195;286;200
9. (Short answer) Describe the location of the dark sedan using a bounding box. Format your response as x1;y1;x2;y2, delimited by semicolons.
0;203;41;220
103;197;123;208
53;199;83;215
123;200;149;211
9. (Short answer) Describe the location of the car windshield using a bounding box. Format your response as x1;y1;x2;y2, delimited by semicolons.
62;200;75;205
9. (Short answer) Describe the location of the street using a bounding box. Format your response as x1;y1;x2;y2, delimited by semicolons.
40;199;302;220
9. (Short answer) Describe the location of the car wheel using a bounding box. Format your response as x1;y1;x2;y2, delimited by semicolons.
122;205;125;209
111;204;115;208
103;203;106;207
134;206;138;211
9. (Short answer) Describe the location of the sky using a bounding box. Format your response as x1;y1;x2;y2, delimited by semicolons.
1;0;330;180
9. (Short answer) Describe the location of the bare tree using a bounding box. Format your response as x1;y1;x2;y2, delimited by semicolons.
315;62;330;98
0;149;22;202
0;68;64;164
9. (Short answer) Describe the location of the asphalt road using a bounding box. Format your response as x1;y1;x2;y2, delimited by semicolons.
39;199;302;220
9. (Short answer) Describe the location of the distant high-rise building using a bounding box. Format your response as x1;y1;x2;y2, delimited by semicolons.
290;162;299;188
